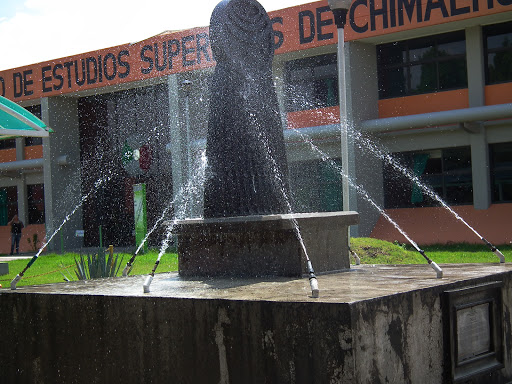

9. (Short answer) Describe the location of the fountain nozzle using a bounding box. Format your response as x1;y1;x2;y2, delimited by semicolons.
10;274;22;290
306;261;320;298
418;249;443;279
143;275;154;293
122;263;132;277
493;249;506;264
349;247;361;265
430;261;443;279
481;238;506;263
309;277;319;298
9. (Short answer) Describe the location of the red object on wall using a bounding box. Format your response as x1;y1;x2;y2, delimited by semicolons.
139;145;152;171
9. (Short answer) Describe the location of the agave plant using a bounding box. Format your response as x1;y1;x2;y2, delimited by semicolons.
74;247;124;280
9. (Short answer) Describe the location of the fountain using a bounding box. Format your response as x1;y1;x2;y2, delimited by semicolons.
174;0;358;285
1;1;512;383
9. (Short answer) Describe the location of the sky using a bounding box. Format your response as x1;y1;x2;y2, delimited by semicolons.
0;0;312;71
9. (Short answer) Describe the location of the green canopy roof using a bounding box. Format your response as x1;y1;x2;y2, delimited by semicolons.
0;95;52;138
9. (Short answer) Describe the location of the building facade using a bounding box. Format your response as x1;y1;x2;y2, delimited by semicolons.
0;0;511;252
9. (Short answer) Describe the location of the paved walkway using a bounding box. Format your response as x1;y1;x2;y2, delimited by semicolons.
0;255;33;261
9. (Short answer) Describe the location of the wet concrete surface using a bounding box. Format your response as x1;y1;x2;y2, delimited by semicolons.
4;262;512;303
2;262;512;383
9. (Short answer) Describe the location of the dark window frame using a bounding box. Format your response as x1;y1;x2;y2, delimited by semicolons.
377;31;468;99
490;142;512;203
24;105;43;147
484;21;512;85
27;184;45;225
0;139;16;150
284;53;339;112
0;186;18;226
383;147;473;209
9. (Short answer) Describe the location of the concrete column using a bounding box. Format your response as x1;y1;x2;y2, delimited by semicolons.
466;26;491;209
168;74;185;209
273;63;288;129
169;71;212;219
41;97;83;252
15;138;28;224
470;132;491;209
345;41;380;237
15;138;24;161
17;178;27;226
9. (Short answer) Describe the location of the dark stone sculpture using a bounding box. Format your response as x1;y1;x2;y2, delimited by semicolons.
203;0;290;218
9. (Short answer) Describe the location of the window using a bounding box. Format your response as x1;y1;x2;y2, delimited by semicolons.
25;137;43;146
24;105;43;146
284;54;338;112
377;31;467;99
289;159;342;212
0;186;18;225
27;184;45;224
484;21;512;85
383;147;472;208
490;142;512;203
0;139;16;150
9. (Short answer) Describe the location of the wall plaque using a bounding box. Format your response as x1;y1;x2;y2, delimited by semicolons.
456;302;491;363
443;281;504;383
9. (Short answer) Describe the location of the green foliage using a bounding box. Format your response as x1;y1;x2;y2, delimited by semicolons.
0;251;178;288
351;237;426;264
74;248;124;280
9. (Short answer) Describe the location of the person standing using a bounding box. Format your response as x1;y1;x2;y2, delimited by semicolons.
8;214;24;255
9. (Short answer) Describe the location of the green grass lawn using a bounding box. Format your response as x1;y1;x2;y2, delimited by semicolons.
350;238;512;265
0;250;178;288
1;238;510;289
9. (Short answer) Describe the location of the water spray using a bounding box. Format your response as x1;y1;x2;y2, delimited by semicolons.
372;204;443;278
287;214;319;298
11;177;110;289
143;222;176;293
293;223;319;297
247;113;320;298
122;203;172;277
351;128;506;264
123;152;207;277
293;128;443;279
141;155;202;292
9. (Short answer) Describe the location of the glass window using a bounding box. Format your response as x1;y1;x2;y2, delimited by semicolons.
289;159;342;212
24;105;43;146
484;22;512;85
383;147;473;208
377;31;467;99
0;139;16;150
0;186;18;225
490;142;512;202
25;137;43;146
27;184;45;224
284;54;339;112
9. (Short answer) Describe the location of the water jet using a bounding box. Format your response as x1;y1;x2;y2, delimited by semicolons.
10;176;110;289
2;2;512;383
173;0;358;296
